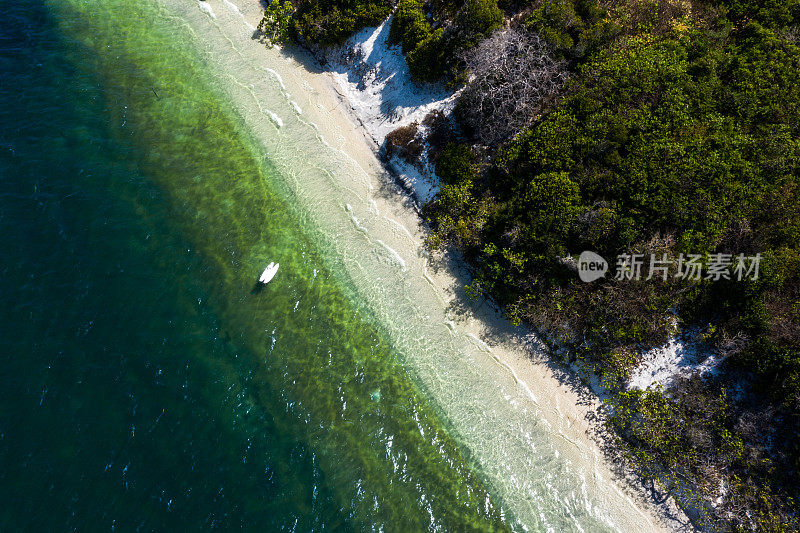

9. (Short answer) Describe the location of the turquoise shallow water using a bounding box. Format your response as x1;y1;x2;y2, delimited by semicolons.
0;1;509;530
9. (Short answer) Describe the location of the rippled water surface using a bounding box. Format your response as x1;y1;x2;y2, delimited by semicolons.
0;1;510;529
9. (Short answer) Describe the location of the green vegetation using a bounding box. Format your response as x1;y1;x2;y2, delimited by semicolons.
718;0;800;28
256;0;295;45
388;0;448;80
436;143;479;184
425;0;800;529
258;0;392;46
525;0;619;58
456;0;505;46
258;0;504;79
389;0;433;53
607;377;800;530
388;0;505;80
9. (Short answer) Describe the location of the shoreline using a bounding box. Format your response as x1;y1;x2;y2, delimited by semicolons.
313;58;695;531
183;1;690;529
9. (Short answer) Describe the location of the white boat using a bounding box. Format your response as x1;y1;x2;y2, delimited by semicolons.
259;262;279;284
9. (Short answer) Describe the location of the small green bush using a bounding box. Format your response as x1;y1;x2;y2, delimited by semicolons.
717;0;800;29
456;0;504;46
526;0;618;59
389;0;433;53
290;0;391;46
407;28;448;81
257;0;295;46
436;143;478;184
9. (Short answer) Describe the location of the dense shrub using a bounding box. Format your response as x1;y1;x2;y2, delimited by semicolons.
257;0;295;45
525;0;619;59
716;0;800;29
390;0;505;81
384;122;425;163
607;377;799;530
406;28;448;81
427;8;800;526
454;0;504;46
389;0;433;53
283;0;392;46
435;143;478;184
424;143;483;249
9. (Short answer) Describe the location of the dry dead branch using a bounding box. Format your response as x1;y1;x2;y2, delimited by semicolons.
458;28;569;145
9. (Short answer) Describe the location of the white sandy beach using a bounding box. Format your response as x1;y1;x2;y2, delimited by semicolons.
166;1;690;530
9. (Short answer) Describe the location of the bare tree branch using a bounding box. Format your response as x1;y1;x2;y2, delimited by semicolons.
458;28;569;145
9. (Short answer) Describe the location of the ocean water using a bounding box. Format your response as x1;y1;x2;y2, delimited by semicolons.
0;1;508;530
0;1;661;531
